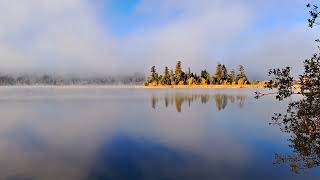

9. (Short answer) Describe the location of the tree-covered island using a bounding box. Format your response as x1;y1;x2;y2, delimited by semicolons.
145;61;263;87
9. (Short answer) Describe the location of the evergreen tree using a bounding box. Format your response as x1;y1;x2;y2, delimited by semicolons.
175;61;182;75
214;63;223;84
194;73;200;85
169;69;175;85
149;66;159;83
229;69;236;83
187;67;192;79
210;76;216;85
221;65;228;80
161;66;171;85
158;75;163;84
181;71;187;84
145;61;250;86
237;65;248;81
200;69;210;83
175;61;184;84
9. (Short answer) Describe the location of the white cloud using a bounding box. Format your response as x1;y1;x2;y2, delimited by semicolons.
0;0;118;74
0;0;317;78
122;0;252;73
237;25;318;79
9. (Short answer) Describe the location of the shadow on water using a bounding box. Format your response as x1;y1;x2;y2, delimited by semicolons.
87;135;197;180
151;93;246;112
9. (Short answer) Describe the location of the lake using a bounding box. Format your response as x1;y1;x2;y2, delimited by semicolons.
0;87;319;180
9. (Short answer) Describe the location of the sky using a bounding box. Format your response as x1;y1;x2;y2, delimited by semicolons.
0;0;318;78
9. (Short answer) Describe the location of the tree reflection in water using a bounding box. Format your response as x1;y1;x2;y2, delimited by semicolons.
151;93;246;112
255;3;320;174
256;53;320;173
272;94;320;173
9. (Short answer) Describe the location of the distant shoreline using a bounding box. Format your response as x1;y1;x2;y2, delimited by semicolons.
0;85;142;89
0;85;264;89
140;84;264;89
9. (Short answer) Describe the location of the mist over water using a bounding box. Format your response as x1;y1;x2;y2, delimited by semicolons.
0;1;319;179
0;87;319;180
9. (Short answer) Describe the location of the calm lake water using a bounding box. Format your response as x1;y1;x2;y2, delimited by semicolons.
0;87;319;180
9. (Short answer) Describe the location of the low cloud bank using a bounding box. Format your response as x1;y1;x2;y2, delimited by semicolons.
0;0;317;79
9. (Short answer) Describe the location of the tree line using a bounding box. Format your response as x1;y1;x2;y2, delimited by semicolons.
145;61;255;86
0;73;145;86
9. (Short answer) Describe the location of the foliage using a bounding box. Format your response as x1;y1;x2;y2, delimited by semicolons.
187;77;196;86
237;65;248;83
237;78;246;85
200;70;210;84
229;69;236;83
307;3;320;29
174;61;184;84
255;3;320;173
214;63;223;84
148;66;159;84
221;65;228;81
256;52;320;173
145;61;252;86
160;66;171;85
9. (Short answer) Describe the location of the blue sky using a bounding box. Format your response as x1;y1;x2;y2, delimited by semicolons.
102;0;309;38
102;0;185;36
0;0;318;78
98;0;309;34
103;0;142;35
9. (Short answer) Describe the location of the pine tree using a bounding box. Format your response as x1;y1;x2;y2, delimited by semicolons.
187;67;192;79
161;66;171;85
150;66;159;83
169;69;175;85
214;63;223;84
175;61;182;75
221;65;228;80
193;73;199;85
200;69;210;83
229;69;236;83
145;62;250;86
237;65;248;81
158;75;163;84
209;76;216;84
237;65;248;85
175;61;184;84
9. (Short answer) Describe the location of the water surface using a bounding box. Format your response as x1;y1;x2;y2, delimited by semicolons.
0;87;318;180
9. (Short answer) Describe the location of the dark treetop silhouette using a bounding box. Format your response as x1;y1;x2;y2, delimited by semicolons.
256;2;320;173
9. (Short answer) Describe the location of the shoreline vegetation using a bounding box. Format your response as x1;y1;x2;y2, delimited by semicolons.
142;84;264;89
0;84;264;89
0;61;268;89
145;61;265;88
